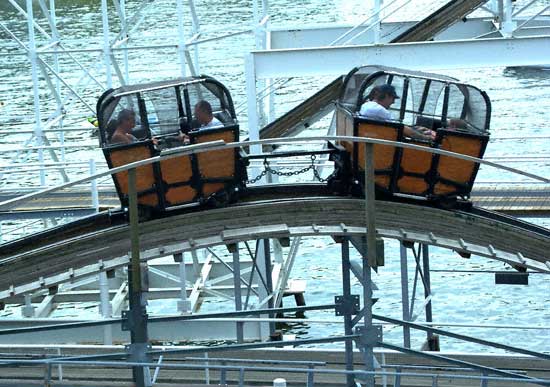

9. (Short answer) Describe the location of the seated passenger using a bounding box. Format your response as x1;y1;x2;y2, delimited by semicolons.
176;100;223;144
109;109;138;145
359;85;435;141
194;100;222;129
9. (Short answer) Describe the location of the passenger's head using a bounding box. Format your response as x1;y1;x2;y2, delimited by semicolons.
375;84;400;109
117;109;136;132
366;85;381;101
194;100;213;125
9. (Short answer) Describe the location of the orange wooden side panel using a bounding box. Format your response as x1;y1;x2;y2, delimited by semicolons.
195;130;235;178
160;156;193;184
160;155;196;204
356;122;399;190
434;134;483;195
165;186;196;205
397;141;432;194
109;145;159;207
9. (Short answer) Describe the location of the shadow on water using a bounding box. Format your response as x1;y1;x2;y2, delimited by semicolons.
503;66;550;81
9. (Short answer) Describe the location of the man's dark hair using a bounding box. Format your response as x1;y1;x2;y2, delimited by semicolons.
117;108;135;121
195;100;213;115
366;85;381;101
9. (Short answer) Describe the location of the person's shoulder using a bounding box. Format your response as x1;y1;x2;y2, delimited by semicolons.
359;101;382;115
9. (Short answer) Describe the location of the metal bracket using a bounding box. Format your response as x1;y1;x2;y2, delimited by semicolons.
355;324;383;347
334;295;360;316
278;237;290;247
121;310;131;331
121;309;149;331
125;343;152;362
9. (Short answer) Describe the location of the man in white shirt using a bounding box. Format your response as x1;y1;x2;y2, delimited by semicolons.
194;100;222;128
359;84;435;141
177;100;223;144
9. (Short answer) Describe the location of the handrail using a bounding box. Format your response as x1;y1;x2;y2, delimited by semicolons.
0;358;548;385
0;136;548;212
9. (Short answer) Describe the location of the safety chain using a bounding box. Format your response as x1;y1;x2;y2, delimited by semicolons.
246;154;336;184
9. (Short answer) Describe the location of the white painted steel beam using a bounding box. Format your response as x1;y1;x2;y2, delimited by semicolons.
268;19;500;49
251;35;550;79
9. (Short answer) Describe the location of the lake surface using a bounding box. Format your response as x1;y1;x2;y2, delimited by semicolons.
0;0;548;352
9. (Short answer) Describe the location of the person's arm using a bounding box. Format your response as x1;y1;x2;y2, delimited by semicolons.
404;125;435;141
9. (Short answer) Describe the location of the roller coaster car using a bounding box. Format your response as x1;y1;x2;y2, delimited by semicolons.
96;76;247;213
332;65;490;205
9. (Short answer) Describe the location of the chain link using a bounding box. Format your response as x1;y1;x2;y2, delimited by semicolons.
245;154;336;184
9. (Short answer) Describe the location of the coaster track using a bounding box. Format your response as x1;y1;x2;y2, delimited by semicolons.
0;184;548;299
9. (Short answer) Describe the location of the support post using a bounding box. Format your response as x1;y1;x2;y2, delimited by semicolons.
127;168;150;387
22;294;35;318
245;54;262;156
100;0;113;88
501;0;516;37
422;244;434;342
90;159;99;212
99;270;113;345
26;0;46;186
175;253;191;314
364;143;377;268
341;238;356;387
362;247;375;387
374;0;382;44
188;0;201;74
175;0;188;77
400;243;411;348
232;244;244;343
262;239;276;337
362;142;376;385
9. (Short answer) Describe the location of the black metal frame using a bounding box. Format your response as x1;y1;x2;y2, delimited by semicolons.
332;105;490;201
98;76;245;213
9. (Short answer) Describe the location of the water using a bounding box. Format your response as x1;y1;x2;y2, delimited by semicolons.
0;0;549;352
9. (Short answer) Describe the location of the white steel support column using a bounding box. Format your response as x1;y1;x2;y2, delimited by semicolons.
188;0;200;74
245;54;262;155
176;0;188;78
422;244;434;343
22;294;35;318
256;239;273;339
374;0;382;44
26;0;46;186
101;0;113;88
176;253;191;314
99;270;113;345
400;243;411;348
89;159;99;212
253;0;269;127
119;0;130;83
232;245;244;343
502;0;517;37
44;0;65;161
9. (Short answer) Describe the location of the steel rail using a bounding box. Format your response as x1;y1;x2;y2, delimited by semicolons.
372;314;550;361
1;356;548;385
0;304;336;337
378;342;546;385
